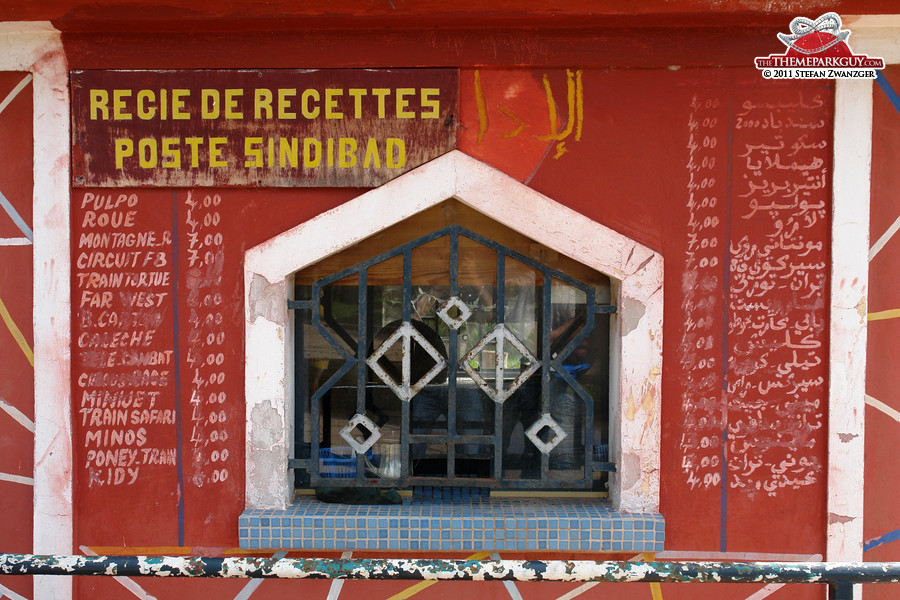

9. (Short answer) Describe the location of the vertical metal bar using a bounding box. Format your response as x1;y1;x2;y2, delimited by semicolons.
401;389;411;481
541;274;552;480
829;582;854;600
402;248;412;322
493;241;504;483
495;252;506;397
496;251;505;323
450;230;459;296
356;269;368;482
295;296;309;472
448;232;459;481
494;400;504;482
310;283;322;481
322;285;333;451
401;249;412;480
322;397;332;450
582;288;595;488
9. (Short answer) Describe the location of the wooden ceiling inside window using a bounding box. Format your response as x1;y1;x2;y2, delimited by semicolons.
293;199;611;288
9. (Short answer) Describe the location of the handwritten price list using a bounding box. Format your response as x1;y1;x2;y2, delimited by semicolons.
182;192;234;490
73;191;177;489
679;94;728;490
727;93;827;496
680;90;829;497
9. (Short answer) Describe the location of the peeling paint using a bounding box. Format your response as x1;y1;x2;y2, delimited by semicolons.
837;432;858;443
624;391;637;421
641;386;657;430
642;385;656;413
855;295;867;324
828;513;857;525
619;452;641;491
250;400;284;450
620;295;645;336
632;254;653;274
248;273;286;323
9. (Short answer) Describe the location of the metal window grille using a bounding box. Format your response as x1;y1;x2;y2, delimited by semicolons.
288;225;615;490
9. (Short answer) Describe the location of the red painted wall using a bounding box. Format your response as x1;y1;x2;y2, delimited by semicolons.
62;23;835;596
63;34;833;598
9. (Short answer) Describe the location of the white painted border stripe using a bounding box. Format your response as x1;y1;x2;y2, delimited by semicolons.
869;213;900;261
324;551;352;600
550;554;645;600
0;237;31;246
4;23;77;600
0;581;30;600
553;582;597;600
743;583;786;600
233;551;288;600
0;397;35;432
827;77;872;570
491;553;523;600
0;73;31;116
80;547;157;600
0;190;33;242
740;555;822;600
0;472;34;485
865;394;900;422
849;17;900;64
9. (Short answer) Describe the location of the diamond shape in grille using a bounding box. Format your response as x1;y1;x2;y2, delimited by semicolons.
525;413;567;455
436;296;472;330
340;413;382;454
367;321;447;402
460;324;540;404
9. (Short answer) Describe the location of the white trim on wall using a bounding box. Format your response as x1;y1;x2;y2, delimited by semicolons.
847;15;900;64
243;150;664;513
0;21;72;600
827;77;871;566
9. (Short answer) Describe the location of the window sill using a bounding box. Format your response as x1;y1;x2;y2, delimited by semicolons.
239;496;664;552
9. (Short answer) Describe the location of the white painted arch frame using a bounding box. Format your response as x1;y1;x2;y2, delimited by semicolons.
244;150;663;513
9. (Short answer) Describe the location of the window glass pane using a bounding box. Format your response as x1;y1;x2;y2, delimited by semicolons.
502;380;542;480
411;443;447;478
505;256;539;357
368;255;404;326
321;274;359;353
548;379;586;481
456;443;493;479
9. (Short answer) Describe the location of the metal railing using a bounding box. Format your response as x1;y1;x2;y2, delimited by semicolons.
2;554;900;599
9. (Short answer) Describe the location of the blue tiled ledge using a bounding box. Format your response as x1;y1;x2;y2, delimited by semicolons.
239;496;664;553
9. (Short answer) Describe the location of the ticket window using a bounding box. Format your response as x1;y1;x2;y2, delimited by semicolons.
290;201;613;494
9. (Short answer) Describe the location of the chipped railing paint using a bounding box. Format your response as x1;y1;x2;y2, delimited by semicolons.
1;554;899;597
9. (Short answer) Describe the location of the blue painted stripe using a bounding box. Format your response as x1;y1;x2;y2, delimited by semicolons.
876;71;900;116
0;190;33;242
864;527;900;552
720;428;728;552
